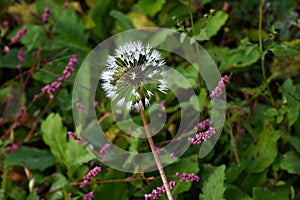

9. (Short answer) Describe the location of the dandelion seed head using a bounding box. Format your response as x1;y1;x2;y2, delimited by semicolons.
101;41;167;112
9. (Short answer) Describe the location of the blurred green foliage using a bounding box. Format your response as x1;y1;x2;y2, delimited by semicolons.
0;0;300;199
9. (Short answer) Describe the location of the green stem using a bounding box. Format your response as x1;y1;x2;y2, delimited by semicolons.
259;0;275;106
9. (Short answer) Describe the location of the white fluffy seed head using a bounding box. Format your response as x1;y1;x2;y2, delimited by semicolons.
101;41;168;112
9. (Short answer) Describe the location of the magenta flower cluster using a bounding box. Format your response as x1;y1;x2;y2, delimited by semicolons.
10;28;27;44
175;172;200;182
209;75;229;100
193;118;210;130
18;48;25;62
80;166;102;188
83;191;94;200
67;131;83;143
16;107;25;124
189;118;216;144
34;54;78;100
42;7;51;23
188;126;216;144
144;181;176;200
3;20;9;27
99;143;111;161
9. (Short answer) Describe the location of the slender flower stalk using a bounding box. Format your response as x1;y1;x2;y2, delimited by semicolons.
101;41;173;199
34;54;78;100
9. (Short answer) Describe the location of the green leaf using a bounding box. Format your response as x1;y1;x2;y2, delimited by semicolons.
95;170;129;200
54;9;90;52
41;113;94;177
226;163;245;183
41;113;67;163
208;38;260;71
224;185;250;200
253;187;290;200
264;108;279;117
133;0;166;17
205;11;228;39
242;121;281;173
4;146;56;171
26;190;39;200
270;39;300;57
200;165;226;200
280;151;300;175
20;25;45;51
289;136;300;154
0;48;31;69
110;10;135;30
46;173;68;200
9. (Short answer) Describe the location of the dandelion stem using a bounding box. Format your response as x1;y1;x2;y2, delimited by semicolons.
139;103;174;200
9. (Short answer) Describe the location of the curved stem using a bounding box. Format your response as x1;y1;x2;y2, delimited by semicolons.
139;105;173;200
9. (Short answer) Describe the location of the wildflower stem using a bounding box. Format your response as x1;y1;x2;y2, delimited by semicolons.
139;103;174;200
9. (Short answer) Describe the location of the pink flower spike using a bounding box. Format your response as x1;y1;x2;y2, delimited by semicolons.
144;181;176;200
42;7;51;23
198;119;211;129
3;20;9;27
176;173;200;182
64;1;70;8
10;28;27;44
99;143;111;161
209;75;229;100
67;131;83;144
4;45;10;52
83;191;94;200
80;166;102;188
18;48;25;62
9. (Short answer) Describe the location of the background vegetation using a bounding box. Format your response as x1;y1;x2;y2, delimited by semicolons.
0;0;300;199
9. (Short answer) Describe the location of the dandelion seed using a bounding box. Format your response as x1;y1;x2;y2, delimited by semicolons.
101;41;167;112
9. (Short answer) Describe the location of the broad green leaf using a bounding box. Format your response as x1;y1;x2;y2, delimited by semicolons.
225;163;245;183
0;48;31;69
270;39;300;57
253;187;290;200
289;136;300;154
0;87;10;101
237;171;267;194
54;8;90;52
200;165;226;200
205;11;228;39
133;0;165;17
208;38;260;71
41;113;67;164
20;25;44;51
224;185;250;200
282;78;300;110
41;113;94;177
4;146;56;171
110;10;135;30
26;190;39;200
280;151;300;175
242;121;281;173
46;173;69;200
95;170;129;200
